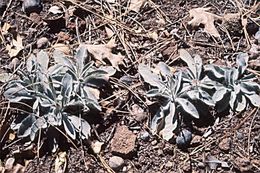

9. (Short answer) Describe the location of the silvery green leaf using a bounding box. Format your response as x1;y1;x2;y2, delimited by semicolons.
47;112;59;126
235;94;246;112
246;94;260;107
241;82;260;94
17;114;36;138
236;52;248;75
30;117;47;141
150;104;167;134
68;115;91;139
176;98;199;118
53;51;75;72
157;62;172;77
213;87;227;102
4;84;33;102
160;102;177;141
36;50;49;73
75;44;88;74
179;49;196;78
85;98;101;111
61;73;73;105
240;73;256;81
229;91;237;110
63;115;76;140
194;54;202;79
84;70;108;87
204;65;225;79
48;64;64;76
138;64;164;88
175;71;183;95
187;90;199;100
199;89;215;106
234;84;240;94
26;54;36;72
98;66;116;76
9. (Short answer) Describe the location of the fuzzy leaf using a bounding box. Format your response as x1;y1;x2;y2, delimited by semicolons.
138;64;164;88
213;87;228;102
176;98;199;118
75;44;88;74
194;54;203;79
17;114;36;138
236;52;248;75
36;50;49;73
157;62;172;77
68;115;91;139
246;94;260;107
199;89;215;106
61;73;73;105
235;94;247;112
179;49;196;78
160;102;177;140
63;115;76;140
30;117;47;141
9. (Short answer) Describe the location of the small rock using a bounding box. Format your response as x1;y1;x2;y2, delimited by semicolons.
191;135;202;145
151;140;157;146
157;149;163;156
176;129;192;149
198;162;205;168
110;125;136;158
140;131;150;141
165;161;173;168
109;156;124;171
23;0;42;14
5;158;15;170
234;157;252;173
236;132;244;140
37;37;49;49
218;138;231;152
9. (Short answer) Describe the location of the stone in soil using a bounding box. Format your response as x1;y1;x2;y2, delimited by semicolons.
23;0;42;14
176;129;192;149
109;156;124;171
218;137;231;152
110;125;136;158
37;37;49;49
234;157;252;173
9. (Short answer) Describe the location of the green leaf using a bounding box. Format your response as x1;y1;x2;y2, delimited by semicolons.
17;114;36;138
229;91;237;110
63;115;76;140
36;50;49;73
75;45;88;74
213;87;228;102
61;73;73;106
160;102;177;141
198;89;215;106
179;49;196;78
157;62;172;77
138;64;164;88
236;52;248;76
176;98;199;118
68;115;91;139
246;94;260;107
30;117;47;141
235;94;247;112
194;54;203;79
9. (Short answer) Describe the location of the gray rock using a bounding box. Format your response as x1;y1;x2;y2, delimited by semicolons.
109;156;124;171
176;129;192;149
23;0;42;14
37;37;49;49
198;162;205;168
140;131;150;141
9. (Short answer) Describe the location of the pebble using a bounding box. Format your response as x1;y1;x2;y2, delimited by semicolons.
176;129;192;149
198;162;205;168
37;37;49;49
218;138;231;152
157;149;163;156
109;156;124;171
151;140;157;146
23;0;42;14
165;161;173;168
140;131;150;141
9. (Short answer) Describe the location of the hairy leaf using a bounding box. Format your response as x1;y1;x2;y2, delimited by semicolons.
176;98;199;118
63;115;76;140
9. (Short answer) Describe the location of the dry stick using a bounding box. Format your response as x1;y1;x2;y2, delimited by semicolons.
247;108;259;158
1;0;13;19
97;154;116;173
